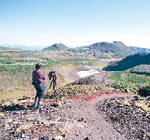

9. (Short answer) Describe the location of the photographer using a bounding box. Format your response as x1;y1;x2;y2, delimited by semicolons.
32;63;45;110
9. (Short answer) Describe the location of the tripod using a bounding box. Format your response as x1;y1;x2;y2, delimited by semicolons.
49;75;57;90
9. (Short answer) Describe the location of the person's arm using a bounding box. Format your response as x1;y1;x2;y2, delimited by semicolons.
41;72;46;80
37;70;46;83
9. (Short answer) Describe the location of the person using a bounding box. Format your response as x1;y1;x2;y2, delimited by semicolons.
32;63;46;110
48;71;59;90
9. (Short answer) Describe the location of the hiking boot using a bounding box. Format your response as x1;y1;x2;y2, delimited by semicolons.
39;108;44;112
36;104;42;110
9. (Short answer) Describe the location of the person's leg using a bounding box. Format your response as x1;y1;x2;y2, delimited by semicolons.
37;97;42;109
33;94;38;107
36;83;44;109
52;81;54;90
33;85;39;107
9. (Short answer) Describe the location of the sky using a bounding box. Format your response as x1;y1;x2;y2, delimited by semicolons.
0;0;150;49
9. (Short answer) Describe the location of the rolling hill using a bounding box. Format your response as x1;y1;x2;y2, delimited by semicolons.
103;53;150;71
43;41;134;58
43;43;69;51
81;41;134;58
128;46;150;53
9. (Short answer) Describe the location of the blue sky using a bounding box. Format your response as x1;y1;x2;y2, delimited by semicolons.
0;0;150;49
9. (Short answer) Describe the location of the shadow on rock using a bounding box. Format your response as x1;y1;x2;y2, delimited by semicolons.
2;104;34;111
138;86;150;97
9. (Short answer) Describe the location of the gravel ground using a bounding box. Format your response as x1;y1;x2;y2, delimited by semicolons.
0;71;149;140
1;91;150;140
59;93;129;140
0;92;130;140
97;95;150;140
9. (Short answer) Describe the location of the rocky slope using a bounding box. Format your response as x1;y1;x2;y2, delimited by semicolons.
0;72;150;140
98;95;150;140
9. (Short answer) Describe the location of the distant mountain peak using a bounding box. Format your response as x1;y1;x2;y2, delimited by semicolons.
81;41;133;58
53;43;66;46
43;43;69;51
113;41;126;46
90;41;127;48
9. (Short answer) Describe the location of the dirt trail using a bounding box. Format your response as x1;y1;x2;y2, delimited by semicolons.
60;93;131;140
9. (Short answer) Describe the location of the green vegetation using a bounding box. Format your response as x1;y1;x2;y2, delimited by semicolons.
0;65;33;92
109;71;150;94
103;54;150;94
130;64;150;75
2;45;150;100
0;49;104;97
104;53;150;71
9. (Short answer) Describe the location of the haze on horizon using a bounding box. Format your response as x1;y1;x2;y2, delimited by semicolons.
0;0;150;49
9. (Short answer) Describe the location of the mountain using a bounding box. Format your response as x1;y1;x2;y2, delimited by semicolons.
0;45;11;50
0;45;21;51
81;41;134;58
0;44;45;50
43;43;69;51
103;53;150;71
128;46;150;53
